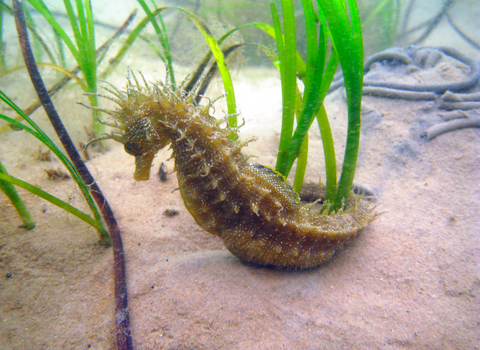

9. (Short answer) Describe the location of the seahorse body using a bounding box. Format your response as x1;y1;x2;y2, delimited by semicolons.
98;76;375;269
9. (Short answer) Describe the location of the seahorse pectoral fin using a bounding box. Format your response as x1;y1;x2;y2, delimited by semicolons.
133;152;156;181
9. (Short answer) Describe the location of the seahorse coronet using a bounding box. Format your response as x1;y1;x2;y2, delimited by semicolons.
95;73;377;269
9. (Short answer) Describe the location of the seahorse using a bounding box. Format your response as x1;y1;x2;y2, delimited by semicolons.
88;73;376;269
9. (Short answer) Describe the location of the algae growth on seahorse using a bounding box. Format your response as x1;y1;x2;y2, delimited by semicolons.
88;74;376;269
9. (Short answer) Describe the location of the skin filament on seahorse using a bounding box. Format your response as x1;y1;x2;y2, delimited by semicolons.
88;73;376;269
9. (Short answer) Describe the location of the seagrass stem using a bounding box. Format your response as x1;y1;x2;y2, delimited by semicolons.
13;1;133;348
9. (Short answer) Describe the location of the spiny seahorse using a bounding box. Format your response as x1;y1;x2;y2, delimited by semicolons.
87;73;376;269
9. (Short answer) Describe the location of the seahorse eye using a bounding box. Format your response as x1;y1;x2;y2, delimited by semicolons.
124;141;141;155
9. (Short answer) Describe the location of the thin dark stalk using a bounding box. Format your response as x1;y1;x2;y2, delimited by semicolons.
185;42;244;97
445;12;480;52
412;0;454;44
97;9;138;66
192;43;245;103
13;1;133;349
399;0;415;42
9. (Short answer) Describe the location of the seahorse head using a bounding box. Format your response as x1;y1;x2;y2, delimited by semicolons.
90;72;206;181
91;78;172;181
120;114;170;181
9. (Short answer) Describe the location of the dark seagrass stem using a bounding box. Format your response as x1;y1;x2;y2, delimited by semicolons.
13;1;133;349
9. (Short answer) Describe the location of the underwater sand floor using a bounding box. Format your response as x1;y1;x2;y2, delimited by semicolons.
0;65;479;349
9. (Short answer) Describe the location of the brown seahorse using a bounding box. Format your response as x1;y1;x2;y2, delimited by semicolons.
89;74;376;269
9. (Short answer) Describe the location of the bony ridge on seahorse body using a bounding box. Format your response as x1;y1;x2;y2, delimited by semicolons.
88;73;376;269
